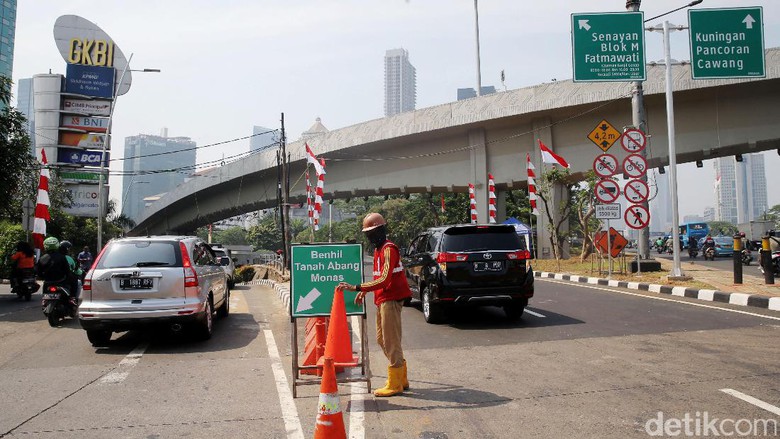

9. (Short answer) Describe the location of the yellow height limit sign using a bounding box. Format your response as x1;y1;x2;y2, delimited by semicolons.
587;119;621;152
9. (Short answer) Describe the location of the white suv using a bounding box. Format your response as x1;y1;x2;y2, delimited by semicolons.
79;236;229;346
212;247;236;288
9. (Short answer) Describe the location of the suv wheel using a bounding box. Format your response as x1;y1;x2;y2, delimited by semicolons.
86;330;112;347
196;300;213;340
504;299;528;321
217;290;230;319
422;286;444;324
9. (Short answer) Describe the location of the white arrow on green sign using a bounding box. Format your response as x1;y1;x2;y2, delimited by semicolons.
290;243;365;317
688;7;765;79
571;11;646;82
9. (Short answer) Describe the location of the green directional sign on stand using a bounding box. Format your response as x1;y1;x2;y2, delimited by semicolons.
571;12;645;82
689;7;765;79
290;243;364;318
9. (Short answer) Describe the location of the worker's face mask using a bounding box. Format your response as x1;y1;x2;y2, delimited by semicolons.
364;225;387;250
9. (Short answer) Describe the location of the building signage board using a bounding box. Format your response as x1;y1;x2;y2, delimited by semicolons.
63;99;111;116
571;12;646;82
62;183;109;217
60;115;109;133
59;132;107;149
290;243;365;318
65;63;115;99
57;147;109;166
59;170;107;184
688;7;765;79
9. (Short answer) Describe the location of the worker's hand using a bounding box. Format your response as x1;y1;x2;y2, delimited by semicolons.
354;290;367;305
337;282;354;291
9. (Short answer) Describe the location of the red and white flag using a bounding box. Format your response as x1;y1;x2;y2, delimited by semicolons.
440;194;445;213
487;173;497;223
468;183;477;224
313;158;325;231
305;143;326;175
32;150;51;250
306;168;313;226
527;153;539;216
538;139;570;168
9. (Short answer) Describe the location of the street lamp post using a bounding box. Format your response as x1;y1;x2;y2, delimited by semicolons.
473;0;482;97
96;55;159;251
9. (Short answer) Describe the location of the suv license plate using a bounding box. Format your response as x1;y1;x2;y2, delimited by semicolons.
119;278;154;290
474;261;503;272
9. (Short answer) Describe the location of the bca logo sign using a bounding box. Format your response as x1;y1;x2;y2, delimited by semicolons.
70;152;102;164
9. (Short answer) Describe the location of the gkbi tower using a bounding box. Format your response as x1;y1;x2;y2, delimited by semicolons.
384;48;416;116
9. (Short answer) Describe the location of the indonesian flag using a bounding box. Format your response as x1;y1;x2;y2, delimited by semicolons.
32;150;51;250
306;168;313;226
487;173;497;223
527;153;539;216
305;143;326;175
468;183;477;224
314;158;325;231
538;139;570;168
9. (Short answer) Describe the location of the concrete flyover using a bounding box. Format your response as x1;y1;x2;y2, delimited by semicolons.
131;48;780;241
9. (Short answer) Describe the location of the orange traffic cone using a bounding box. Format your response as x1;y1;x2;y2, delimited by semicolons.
313;357;346;439
324;287;353;364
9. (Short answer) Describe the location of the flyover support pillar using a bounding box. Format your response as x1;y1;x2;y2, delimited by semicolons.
533;118;569;260
468;129;488;223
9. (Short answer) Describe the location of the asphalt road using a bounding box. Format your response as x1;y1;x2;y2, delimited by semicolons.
0;280;778;438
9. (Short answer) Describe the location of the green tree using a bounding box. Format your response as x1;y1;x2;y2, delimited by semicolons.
707;220;737;236
536;167;575;265
0;76;37;221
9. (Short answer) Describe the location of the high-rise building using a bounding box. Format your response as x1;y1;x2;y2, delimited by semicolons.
649;171;672;233
122;134;197;222
702;207;715;222
457;86;497;100
384;48;416;117
0;0;16;79
16;77;34;152
714;153;767;224
250;125;278;152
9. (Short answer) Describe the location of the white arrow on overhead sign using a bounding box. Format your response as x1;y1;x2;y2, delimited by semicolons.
742;14;755;29
296;287;322;312
578;19;591;31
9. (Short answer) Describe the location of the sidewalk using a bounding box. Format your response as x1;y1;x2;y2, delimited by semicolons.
654;256;780;298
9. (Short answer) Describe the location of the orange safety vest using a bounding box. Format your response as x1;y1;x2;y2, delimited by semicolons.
360;240;411;306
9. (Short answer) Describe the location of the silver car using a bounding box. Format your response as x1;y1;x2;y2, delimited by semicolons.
78;236;229;346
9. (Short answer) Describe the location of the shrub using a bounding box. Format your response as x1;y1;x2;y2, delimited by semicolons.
236;265;256;283
0;222;27;279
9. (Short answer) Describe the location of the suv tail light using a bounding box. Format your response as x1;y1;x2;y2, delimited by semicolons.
82;277;91;291
507;250;531;260
436;252;468;263
180;242;199;288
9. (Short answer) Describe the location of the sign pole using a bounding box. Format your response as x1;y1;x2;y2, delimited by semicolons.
607;219;612;279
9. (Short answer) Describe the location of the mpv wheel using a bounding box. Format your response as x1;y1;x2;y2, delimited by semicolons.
87;330;112;347
504;299;528;321
422;287;444;324
196;300;213;340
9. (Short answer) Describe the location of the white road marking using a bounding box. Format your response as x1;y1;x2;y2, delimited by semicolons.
99;342;149;384
540;278;780;321
523;309;546;318
349;315;366;439
720;388;780;416
262;326;304;439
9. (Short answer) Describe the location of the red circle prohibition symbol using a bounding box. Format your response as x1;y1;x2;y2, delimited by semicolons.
595;179;621;203
621;128;646;153
593;154;618;178
624;204;650;230
622;154;648;178
624;179;650;203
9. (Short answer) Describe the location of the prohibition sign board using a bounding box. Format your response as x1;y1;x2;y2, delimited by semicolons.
622;154;647;178
621;128;646;153
593;154;618;178
624;204;650;230
595;179;621;203
624;179;650;204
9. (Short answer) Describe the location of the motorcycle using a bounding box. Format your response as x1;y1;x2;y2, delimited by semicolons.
10;268;39;301
758;251;780;277
703;247;716;261
41;283;77;327
688;247;698;259
741;249;753;266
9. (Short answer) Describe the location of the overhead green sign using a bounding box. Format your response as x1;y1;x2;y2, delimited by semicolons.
688;7;765;79
571;12;645;82
290;243;364;318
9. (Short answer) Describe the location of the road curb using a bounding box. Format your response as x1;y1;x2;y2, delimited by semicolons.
534;271;780;312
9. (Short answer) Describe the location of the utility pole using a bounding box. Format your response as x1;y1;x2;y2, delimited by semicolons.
276;149;286;272
626;0;651;263
280;113;292;271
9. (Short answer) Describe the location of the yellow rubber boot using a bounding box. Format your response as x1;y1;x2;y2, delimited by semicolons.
374;366;404;397
402;360;409;390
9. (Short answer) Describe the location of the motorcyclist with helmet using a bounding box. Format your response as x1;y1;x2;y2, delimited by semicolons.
702;234;716;259
36;237;71;293
10;241;35;293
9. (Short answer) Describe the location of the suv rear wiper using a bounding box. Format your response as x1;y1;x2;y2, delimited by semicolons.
135;262;171;267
